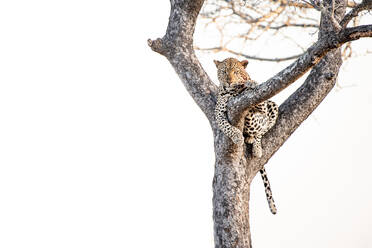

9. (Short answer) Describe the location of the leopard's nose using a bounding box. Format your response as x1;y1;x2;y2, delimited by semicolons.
228;71;234;82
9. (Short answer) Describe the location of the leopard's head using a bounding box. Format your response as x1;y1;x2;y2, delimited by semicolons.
214;58;250;89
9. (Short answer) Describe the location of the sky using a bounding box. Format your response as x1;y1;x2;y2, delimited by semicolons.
0;1;371;248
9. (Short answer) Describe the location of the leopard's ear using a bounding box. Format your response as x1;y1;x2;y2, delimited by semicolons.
214;60;221;67
240;60;249;68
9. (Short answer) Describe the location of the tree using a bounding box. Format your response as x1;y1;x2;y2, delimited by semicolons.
147;0;372;247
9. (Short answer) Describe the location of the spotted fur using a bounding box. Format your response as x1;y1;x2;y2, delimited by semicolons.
214;58;278;214
215;85;245;145
244;99;278;157
260;168;277;214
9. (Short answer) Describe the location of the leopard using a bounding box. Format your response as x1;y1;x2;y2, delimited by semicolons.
214;57;278;214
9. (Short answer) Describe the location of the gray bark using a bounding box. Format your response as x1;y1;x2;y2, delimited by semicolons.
148;0;372;247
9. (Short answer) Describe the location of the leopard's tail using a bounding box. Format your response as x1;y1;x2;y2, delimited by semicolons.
259;168;277;215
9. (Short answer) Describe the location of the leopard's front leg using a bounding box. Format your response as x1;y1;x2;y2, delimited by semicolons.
215;87;244;145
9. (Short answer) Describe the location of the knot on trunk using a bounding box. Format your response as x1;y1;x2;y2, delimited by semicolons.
147;38;167;56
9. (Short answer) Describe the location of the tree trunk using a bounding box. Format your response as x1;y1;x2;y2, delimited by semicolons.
213;147;252;247
213;162;252;248
212;125;256;248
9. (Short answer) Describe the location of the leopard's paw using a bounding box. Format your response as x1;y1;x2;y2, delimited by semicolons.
252;143;263;158
245;136;255;144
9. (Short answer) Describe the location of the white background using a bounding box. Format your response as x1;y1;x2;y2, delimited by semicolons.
0;1;371;248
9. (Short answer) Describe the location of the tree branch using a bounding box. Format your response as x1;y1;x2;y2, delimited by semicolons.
224;48;303;62
246;0;350;171
227;24;372;123
195;46;303;62
277;0;356;8
148;0;218;125
258;23;319;30
340;0;372;28
255;48;342;171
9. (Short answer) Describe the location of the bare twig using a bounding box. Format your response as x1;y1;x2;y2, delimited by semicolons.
258;23;319;29
300;0;343;31
195;46;303;61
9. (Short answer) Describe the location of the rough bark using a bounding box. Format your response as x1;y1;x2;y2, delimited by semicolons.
148;0;371;247
213;146;252;248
